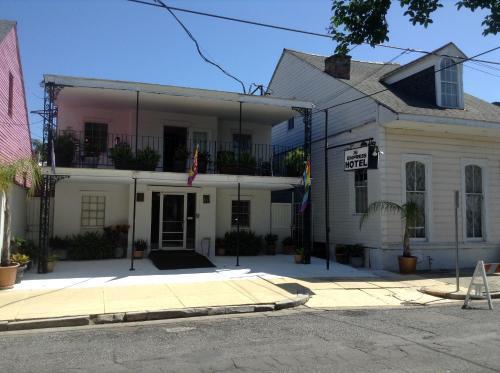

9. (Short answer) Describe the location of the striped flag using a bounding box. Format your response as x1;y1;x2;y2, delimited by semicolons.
300;158;311;214
187;144;199;186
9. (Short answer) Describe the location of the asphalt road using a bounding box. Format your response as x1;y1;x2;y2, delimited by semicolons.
1;304;499;373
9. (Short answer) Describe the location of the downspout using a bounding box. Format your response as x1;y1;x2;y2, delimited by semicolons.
324;109;330;270
236;101;242;267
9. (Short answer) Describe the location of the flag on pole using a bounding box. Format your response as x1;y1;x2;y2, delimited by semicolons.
187;144;199;186
51;137;56;174
300;158;311;214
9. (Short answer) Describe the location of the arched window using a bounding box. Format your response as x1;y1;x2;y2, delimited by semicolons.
440;58;459;108
465;165;483;238
405;161;426;238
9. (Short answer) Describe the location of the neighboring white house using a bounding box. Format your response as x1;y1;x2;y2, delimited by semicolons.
40;74;313;259
269;43;500;271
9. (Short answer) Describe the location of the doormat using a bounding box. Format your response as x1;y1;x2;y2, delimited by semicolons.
149;250;216;270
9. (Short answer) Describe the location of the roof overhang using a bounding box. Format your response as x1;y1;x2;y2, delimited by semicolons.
43;167;301;190
383;115;500;137
44;74;314;125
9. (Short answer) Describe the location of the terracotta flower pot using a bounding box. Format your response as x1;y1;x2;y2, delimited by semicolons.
294;254;303;264
0;263;20;290
216;247;225;256
133;250;144;259
398;256;417;274
46;261;56;273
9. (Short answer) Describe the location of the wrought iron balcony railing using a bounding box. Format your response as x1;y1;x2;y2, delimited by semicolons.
50;130;305;177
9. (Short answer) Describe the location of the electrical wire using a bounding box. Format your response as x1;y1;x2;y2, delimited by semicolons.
127;0;500;67
152;0;247;93
464;64;500;78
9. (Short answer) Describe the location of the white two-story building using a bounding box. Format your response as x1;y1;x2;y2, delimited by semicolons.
269;43;500;271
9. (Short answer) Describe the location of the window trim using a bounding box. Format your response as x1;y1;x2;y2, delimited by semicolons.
401;154;432;242
231;199;251;229
461;158;488;242
80;191;107;229
353;168;368;214
436;57;464;109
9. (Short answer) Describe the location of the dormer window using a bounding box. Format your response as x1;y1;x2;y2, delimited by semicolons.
440;58;459;108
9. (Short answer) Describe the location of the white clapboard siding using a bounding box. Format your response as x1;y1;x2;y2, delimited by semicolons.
270;51;378;148
382;127;500;247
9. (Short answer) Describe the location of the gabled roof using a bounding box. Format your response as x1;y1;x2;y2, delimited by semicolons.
0;20;16;43
284;49;500;125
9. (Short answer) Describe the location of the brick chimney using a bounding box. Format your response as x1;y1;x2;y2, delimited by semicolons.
324;54;351;79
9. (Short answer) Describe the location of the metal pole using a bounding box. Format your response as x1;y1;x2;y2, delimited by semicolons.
324;110;330;270
130;178;137;271
236;102;242;266
454;190;460;292
130;91;139;271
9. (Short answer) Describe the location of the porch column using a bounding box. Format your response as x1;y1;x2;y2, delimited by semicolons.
130;91;140;271
236;101;242;266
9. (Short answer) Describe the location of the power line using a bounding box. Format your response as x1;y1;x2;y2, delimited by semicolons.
465;63;500;78
151;0;247;93
127;0;500;67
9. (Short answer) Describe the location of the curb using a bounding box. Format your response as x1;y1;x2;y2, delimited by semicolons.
1;294;309;332
420;288;500;300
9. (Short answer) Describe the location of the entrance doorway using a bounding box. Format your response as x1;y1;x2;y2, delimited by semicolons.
156;192;196;250
164;126;188;172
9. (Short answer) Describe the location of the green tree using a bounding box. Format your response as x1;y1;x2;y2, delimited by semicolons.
330;0;499;54
359;200;421;257
0;158;41;266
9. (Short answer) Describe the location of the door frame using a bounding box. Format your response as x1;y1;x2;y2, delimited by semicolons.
159;192;188;250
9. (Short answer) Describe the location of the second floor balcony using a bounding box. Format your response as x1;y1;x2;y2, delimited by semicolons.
52;130;305;177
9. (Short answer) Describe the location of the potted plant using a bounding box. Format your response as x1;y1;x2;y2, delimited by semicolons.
136;146;160;171
215;237;225;256
335;244;349;264
284;148;304;177
10;253;30;284
216;150;236;174
264;233;278;255
134;239;148;259
347;244;365;268
46;255;58;273
53;132;76;167
110;142;135;170
83;140;102;167
104;225;129;258
198;151;210;174
360;200;421;274
0;158;40;289
294;247;304;264
282;236;295;255
239;153;257;175
173;145;190;172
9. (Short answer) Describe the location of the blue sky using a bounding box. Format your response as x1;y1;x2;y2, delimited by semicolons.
2;0;499;140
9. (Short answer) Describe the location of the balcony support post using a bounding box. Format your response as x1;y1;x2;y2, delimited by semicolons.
130;91;139;271
324;109;330;270
236;101;242;267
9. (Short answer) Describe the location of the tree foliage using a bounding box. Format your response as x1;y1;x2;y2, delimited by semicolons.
330;0;500;54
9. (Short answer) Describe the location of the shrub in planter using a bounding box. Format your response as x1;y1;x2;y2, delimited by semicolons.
239;153;256;175
264;233;278;255
136;147;160;171
134;239;148;259
110;142;135;170
11;237;38;267
282;236;295;254
53;132;76;167
10;253;30;284
46;255;58;273
217;150;236;174
215;237;225;256
294;247;304;264
223;231;263;256
66;232;114;260
104;225;129;258
173;146;190;172
284;148;304;177
347;244;364;268
335;244;349;264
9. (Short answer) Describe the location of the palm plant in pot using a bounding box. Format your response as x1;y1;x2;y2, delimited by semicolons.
134;239;148;259
360;200;421;274
0;158;41;289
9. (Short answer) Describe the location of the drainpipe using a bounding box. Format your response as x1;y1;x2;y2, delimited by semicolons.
130;91;140;271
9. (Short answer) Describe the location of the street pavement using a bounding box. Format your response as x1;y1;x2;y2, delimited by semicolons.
0;304;498;372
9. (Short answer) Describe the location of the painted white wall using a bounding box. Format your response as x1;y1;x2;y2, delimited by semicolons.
216;188;271;238
9;184;27;239
52;181;130;238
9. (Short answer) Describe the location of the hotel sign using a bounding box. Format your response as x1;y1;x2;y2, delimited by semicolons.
344;146;369;171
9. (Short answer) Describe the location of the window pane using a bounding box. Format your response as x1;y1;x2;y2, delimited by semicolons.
415;162;426;191
406;162;415;191
474;166;482;194
407;191;425;238
231;200;250;227
355;169;368;213
81;195;106;228
465;165;474;193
